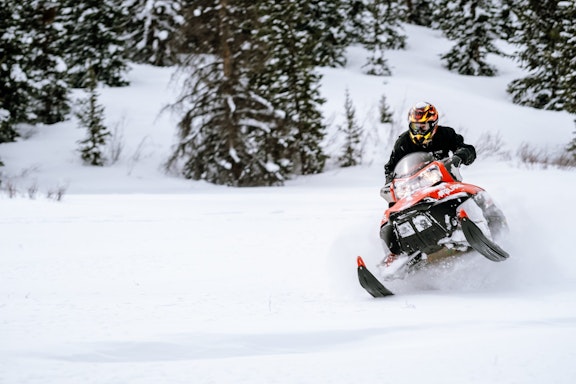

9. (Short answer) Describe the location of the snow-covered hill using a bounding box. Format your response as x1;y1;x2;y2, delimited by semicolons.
1;24;576;384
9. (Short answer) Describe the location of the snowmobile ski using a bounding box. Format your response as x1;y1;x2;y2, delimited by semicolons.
357;256;394;298
460;212;509;262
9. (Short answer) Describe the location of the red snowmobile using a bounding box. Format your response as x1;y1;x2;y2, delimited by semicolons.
357;152;509;298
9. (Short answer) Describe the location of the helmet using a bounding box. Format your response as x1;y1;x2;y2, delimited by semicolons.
408;101;439;146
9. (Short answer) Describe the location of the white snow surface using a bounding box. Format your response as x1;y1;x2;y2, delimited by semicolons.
1;25;576;384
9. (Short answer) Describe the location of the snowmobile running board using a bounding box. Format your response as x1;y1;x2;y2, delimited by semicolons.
357;256;394;298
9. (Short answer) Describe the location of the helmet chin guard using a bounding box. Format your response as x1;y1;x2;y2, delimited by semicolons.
410;126;437;146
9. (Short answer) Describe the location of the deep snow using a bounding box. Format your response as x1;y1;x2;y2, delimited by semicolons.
1;24;576;384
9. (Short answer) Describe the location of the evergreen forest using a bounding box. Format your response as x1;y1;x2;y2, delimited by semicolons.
1;0;575;185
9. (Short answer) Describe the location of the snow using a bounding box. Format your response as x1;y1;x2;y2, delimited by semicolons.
2;24;576;384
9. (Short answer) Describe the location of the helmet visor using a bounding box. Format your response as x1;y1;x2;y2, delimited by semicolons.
409;122;433;135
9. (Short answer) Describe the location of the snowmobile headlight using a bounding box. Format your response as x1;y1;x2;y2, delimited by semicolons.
394;165;442;200
396;221;415;238
420;165;443;185
412;214;433;231
393;180;411;200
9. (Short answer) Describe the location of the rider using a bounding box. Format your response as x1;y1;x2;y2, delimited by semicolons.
380;101;477;272
384;101;476;185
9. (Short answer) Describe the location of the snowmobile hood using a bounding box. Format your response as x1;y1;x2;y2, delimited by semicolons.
385;182;484;220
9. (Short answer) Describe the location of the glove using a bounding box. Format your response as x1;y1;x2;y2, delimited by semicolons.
451;155;463;167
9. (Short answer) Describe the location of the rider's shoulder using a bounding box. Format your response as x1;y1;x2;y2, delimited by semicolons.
394;131;412;146
435;125;460;137
436;125;456;132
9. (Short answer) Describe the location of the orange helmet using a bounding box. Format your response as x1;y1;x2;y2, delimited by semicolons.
408;101;439;146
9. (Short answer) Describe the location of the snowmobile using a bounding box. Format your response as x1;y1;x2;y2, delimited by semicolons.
357;152;509;298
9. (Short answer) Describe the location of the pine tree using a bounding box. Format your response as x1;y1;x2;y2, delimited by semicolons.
379;94;393;124
175;0;219;55
569;119;576;160
560;2;576;114
25;0;70;125
167;0;289;186
1;1;34;142
60;0;130;88
305;0;350;68
254;0;328;175
1;0;70;141
124;0;184;66
349;0;407;76
403;0;435;27
338;89;363;167
169;0;331;185
507;0;576;112
76;69;110;166
437;0;503;76
496;0;519;40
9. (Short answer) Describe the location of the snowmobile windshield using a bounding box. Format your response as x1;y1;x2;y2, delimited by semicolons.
393;152;435;179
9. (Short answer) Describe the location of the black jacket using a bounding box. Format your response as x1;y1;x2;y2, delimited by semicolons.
384;125;476;181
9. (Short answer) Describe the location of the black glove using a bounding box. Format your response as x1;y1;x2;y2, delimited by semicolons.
445;155;462;168
452;155;463;167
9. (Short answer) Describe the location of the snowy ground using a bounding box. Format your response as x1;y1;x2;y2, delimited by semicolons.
1;24;576;384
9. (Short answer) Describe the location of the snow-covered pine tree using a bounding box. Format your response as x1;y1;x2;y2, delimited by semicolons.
76;68;110;166
436;0;503;76
403;0;435;27
25;0;70;125
559;1;576;114
0;0;69;141
60;0;130;88
338;88;363;167
124;0;184;67
254;0;328;175
0;0;29;143
305;0;350;68
495;0;519;40
507;0;576;113
569;119;576;160
175;0;219;55
349;0;407;76
379;94;393;124
167;0;289;186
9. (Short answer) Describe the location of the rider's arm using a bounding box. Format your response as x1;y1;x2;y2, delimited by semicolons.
445;127;476;165
384;133;411;181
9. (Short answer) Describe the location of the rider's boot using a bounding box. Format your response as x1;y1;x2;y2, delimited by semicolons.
378;252;425;281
